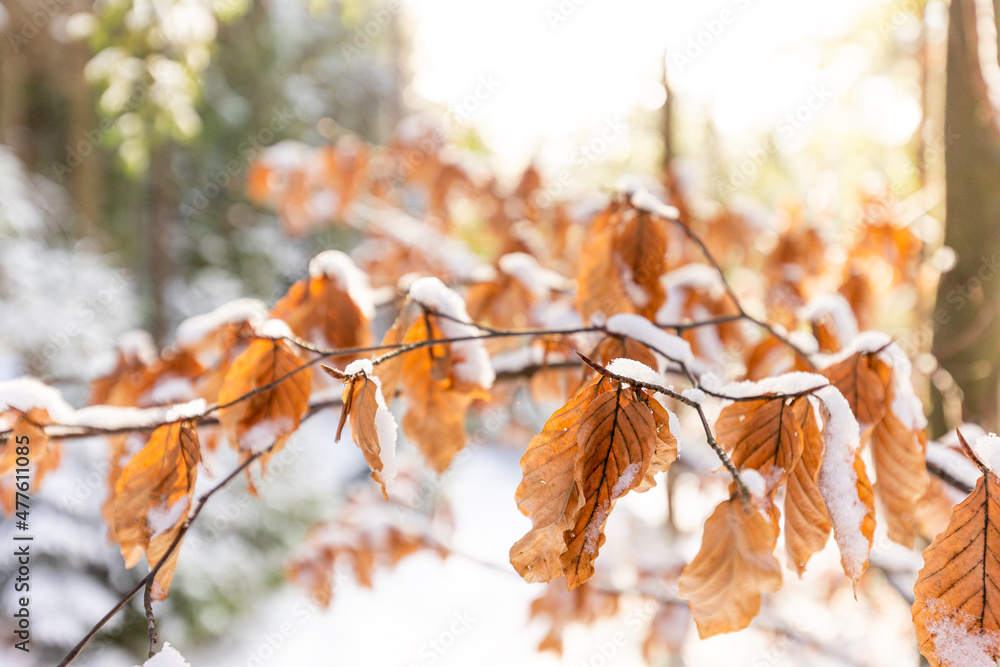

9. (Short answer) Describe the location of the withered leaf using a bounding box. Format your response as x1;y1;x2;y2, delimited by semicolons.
217;337;312;466
110;422;200;600
679;496;782;638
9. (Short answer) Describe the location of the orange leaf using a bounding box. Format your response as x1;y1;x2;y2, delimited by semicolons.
216;335;312;466
679;496;782;638
510;380;605;582
0;409;59;495
270;250;373;355
335;363;398;498
913;463;1000;666
716;396;808;485
560;384;658;589
821;351;887;431
109;422;200;600
871;392;929;546
783;401;830;575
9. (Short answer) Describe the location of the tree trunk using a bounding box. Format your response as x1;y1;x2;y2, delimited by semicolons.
931;0;1000;434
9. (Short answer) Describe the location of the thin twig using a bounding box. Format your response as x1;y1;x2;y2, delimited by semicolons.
58;437;280;666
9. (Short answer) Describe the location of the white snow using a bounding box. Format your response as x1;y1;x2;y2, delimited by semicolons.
147;377;195;405
147;496;190;539
68;405;171;430
681;388;705;404
612;462;642;498
798;293;859;344
257;318;294;341
879;341;928;431
344;359;375;376
703;371;829;399
165;399;208;422
605;313;695;367
117;329;158;366
497;252;571;296
240;418;294;453
308;250;376;319
817;332;926;430
343;359;397;486
629;188;680;220
488;345;546;374
740;468;767;498
787;330;821;356
173;298;268;349
655;264;723;324
258;140;312;170
583;505;609;555
815;385;870;584
0;381;205;432
605;358;662;387
137;643;191;667
407;277;495;389
972;433;1000;474
614;173;647;195
922;599;1000;667
0;377;75;422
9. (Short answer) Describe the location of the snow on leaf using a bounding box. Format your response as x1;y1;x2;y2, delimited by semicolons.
137;642;191;667
678;495;782;638
270;251;373;355
815;385;875;590
381;292;493;473
783;400;831;575
913;456;1000;667
822;345;930;546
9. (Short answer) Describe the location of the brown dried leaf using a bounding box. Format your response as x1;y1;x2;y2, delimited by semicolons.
0;409;59;494
216;338;312;466
110;422;200;600
510;380;606;582
821;351;887;430
784;402;830;575
912;468;1000;666
716;397;808;485
338;371;396;498
679;496;782;638
270;266;372;354
396;317;490;473
560;385;657;589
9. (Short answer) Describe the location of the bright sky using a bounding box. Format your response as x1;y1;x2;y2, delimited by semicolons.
404;0;920;181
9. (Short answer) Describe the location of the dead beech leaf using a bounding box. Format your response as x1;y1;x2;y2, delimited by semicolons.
510;380;606;582
635;397;678;493
679;496;782;638
0;409;59;494
110;422;200;600
912;460;1000;666
871;391;929;547
216;337;312;466
560;385;658;589
270;254;372;355
396;317;490;474
715;396;808;485
578;220;633;320
335;367;397;499
613;210;668;317
783;402;830;575
821;351;887;430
